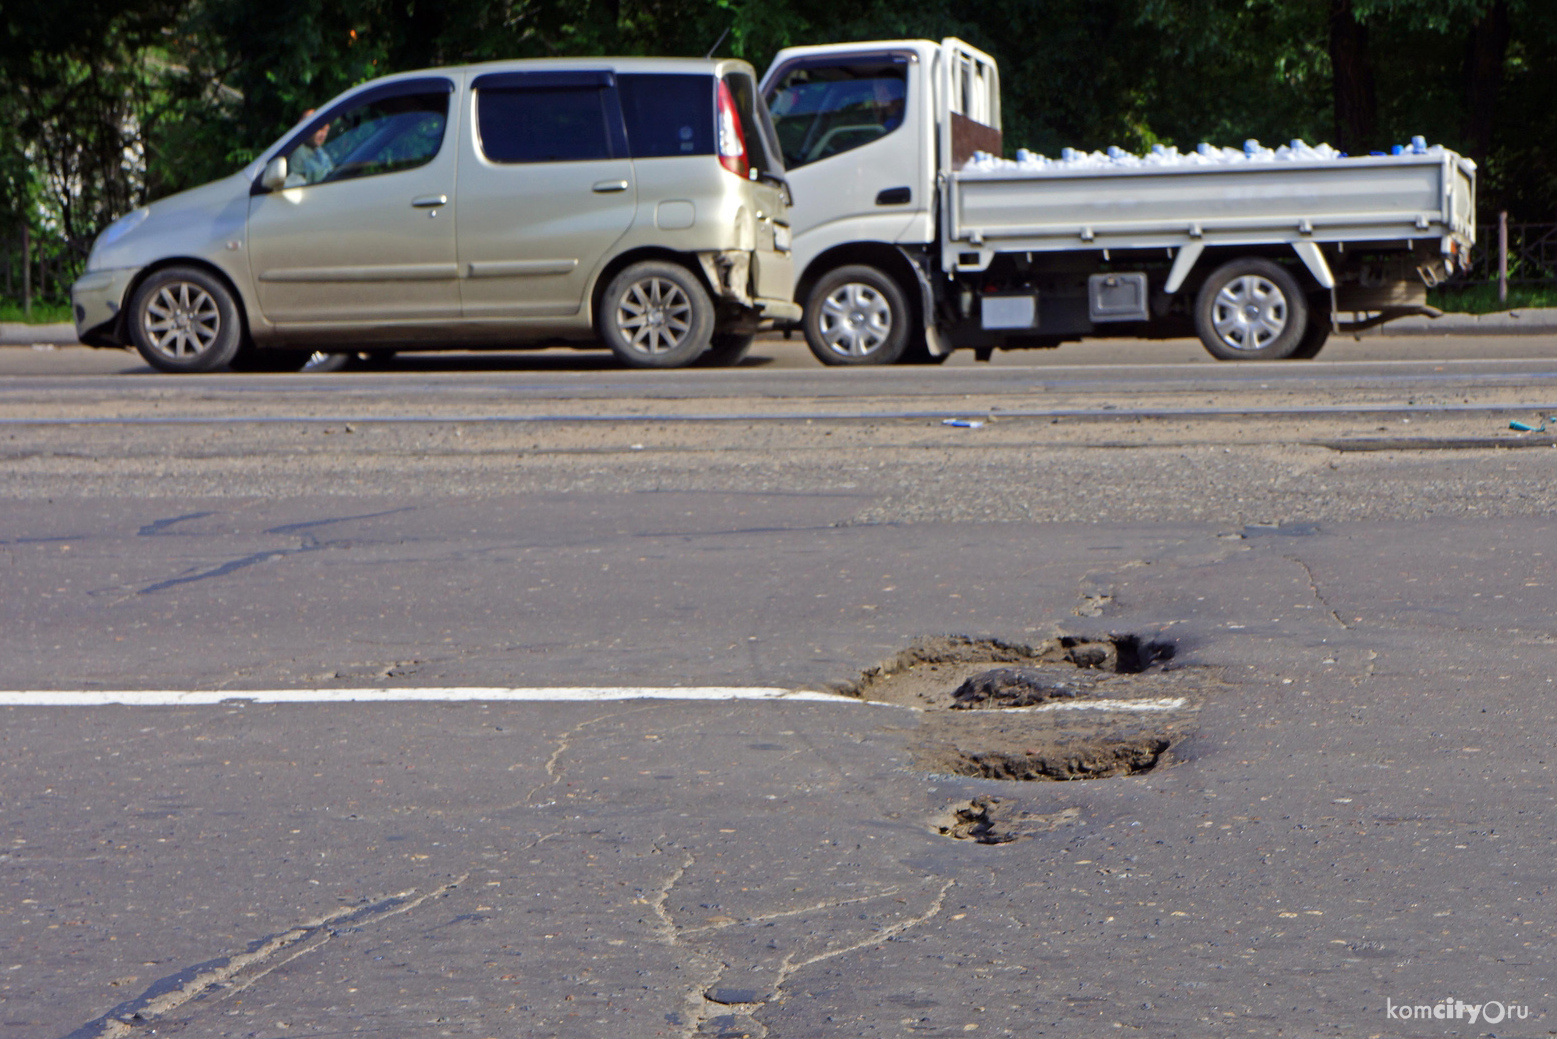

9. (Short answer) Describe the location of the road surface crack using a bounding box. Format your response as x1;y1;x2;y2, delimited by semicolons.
1286;553;1350;629
64;874;467;1039
678;888;903;938
644;848;733;1039
772;877;955;993
513;704;662;808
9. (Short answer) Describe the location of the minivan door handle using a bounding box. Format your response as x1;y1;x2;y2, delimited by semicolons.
592;180;630;193
411;194;448;208
876;186;912;206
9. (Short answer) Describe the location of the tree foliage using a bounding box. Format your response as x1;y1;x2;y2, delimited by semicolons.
2;0;1555;297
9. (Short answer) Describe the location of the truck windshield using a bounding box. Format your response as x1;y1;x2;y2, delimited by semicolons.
764;63;905;169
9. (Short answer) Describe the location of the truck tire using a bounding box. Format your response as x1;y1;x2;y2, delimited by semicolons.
899;333;952;365
128;266;243;373
1289;293;1332;359
1193;258;1308;361
599;261;714;369
803;265;910;365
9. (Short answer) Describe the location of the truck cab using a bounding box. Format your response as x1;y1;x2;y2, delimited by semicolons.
761;39;999;365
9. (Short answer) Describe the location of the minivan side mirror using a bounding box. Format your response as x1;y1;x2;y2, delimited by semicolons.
260;156;288;191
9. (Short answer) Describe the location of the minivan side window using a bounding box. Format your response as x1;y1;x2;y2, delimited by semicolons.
284;89;450;188
765;63;906;169
617;74;714;158
477;86;615;163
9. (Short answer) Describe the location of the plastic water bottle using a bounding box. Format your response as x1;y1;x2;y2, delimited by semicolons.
1411;135;1427;154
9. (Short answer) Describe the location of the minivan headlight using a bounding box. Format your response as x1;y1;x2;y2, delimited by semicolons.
87;208;149;270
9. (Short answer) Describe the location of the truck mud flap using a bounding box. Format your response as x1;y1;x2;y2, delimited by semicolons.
897;246;951;357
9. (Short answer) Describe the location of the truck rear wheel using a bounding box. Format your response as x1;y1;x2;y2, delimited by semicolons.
803;265;910;366
1289;293;1332;359
1193;258;1308;361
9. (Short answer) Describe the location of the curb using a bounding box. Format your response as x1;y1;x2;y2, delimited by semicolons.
1365;308;1557;337
0;322;79;347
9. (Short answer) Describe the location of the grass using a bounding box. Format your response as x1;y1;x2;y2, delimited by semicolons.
1429;282;1557;314
0;300;74;324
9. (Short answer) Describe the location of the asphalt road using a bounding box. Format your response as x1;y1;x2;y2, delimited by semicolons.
3;334;1556;1038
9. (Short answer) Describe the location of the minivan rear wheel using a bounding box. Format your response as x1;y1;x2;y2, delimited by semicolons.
129;266;243;373
599;261;714;369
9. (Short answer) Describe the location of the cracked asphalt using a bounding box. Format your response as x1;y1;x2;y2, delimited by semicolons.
3;337;1556;1038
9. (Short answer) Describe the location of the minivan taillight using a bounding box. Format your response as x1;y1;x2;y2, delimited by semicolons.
716;80;750;179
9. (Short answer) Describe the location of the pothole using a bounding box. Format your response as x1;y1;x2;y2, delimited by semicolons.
838;635;1200;783
833;634;1175;708
931;797;1081;844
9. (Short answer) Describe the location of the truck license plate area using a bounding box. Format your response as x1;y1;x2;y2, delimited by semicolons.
1088;273;1149;322
982;294;1038;330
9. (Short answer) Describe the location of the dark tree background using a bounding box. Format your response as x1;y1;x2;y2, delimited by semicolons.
2;0;1552;297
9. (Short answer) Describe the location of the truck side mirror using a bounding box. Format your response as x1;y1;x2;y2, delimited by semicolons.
260;156;288;191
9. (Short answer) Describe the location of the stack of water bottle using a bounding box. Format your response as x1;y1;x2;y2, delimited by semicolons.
963;135;1456;174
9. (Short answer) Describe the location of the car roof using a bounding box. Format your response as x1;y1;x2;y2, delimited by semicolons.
398;56;751;79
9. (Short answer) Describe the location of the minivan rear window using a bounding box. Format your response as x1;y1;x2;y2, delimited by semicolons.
617;74;714;158
477;87;614;163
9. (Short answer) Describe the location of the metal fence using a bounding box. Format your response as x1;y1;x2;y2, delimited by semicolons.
1465;220;1557;285
0;228;90;315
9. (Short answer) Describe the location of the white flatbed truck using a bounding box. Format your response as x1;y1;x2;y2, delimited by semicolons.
759;37;1477;363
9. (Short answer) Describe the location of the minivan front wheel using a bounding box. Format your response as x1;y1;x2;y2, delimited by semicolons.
129;266;243;373
600;261;714;369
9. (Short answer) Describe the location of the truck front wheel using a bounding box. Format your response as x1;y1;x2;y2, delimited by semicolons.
1193;258;1308;361
803;265;910;366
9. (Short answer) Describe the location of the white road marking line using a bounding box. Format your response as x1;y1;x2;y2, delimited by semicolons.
0;687;857;707
0;690;1189;711
1011;696;1188;713
858;696;1189;713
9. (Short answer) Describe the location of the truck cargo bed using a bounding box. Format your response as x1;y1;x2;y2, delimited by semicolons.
946;153;1476;268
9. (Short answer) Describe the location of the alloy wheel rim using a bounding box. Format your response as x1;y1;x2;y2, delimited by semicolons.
143;282;220;358
617;277;693;355
1211;275;1288;351
818;282;892;357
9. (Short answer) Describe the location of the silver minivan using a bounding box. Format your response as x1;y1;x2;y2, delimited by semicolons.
72;57;797;371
